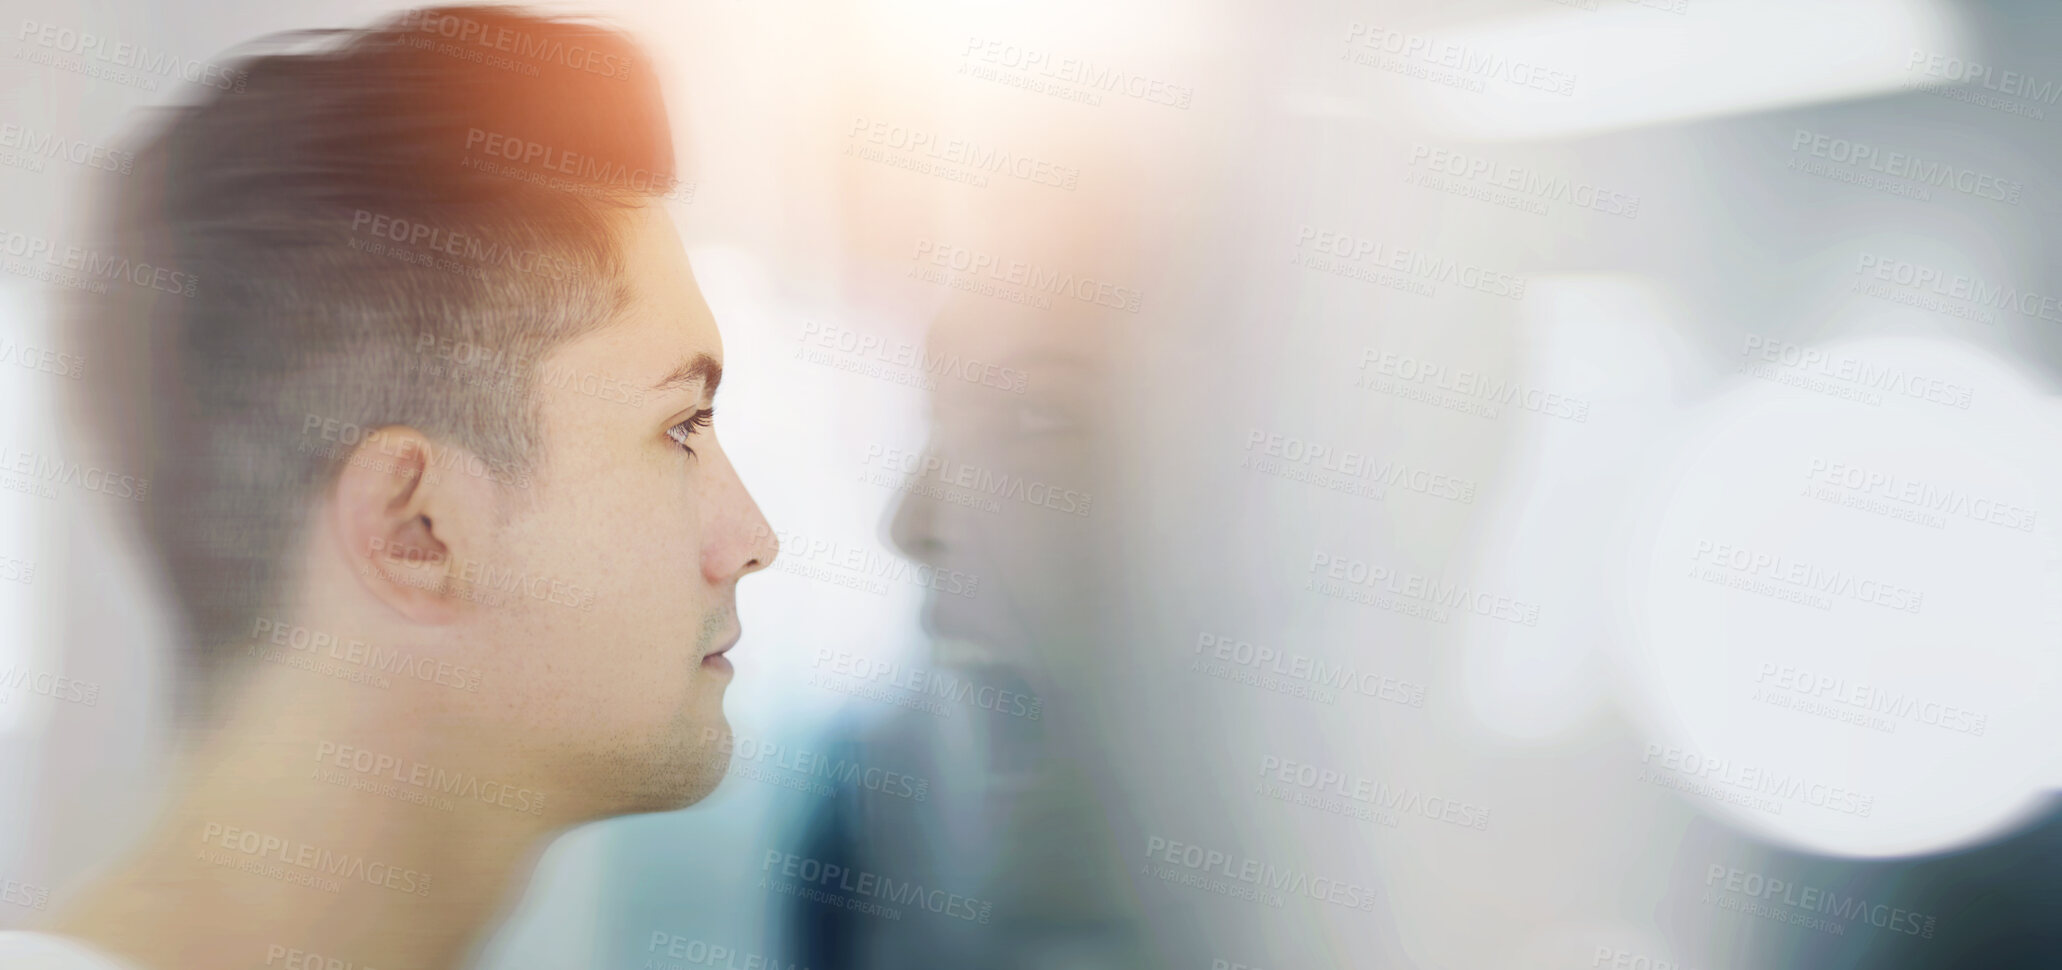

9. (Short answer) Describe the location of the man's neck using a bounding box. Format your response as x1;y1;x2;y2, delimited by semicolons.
49;663;580;970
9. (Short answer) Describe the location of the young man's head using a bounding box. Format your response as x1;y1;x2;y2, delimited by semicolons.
77;5;775;815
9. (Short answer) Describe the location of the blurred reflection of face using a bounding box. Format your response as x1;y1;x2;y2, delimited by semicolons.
886;309;1102;670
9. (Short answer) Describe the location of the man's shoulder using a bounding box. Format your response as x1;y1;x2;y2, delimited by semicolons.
0;931;145;970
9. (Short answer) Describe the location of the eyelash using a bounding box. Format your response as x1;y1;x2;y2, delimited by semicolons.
666;409;715;457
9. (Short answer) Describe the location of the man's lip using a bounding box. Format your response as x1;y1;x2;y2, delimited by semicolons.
704;634;741;659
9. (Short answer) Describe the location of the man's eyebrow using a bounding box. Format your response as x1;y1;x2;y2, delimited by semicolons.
652;353;722;398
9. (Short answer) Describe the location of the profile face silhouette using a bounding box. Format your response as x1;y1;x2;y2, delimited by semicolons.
435;203;779;815
885;305;1105;683
796;296;1140;970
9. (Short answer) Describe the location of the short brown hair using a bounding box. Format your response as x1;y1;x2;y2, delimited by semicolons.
70;6;679;701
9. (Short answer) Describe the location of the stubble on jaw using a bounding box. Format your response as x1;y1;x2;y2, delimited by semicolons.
628;602;739;810
578;690;733;814
528;598;742;816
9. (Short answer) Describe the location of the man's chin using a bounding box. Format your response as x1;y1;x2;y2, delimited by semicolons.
599;713;732;816
667;713;733;808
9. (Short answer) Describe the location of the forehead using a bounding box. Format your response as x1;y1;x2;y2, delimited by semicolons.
557;203;722;382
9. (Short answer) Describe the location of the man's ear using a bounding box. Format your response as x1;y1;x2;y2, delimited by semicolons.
327;426;493;624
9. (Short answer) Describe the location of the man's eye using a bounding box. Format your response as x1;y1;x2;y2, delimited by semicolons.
666;409;714;457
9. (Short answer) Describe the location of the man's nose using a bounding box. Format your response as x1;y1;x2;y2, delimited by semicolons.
886;449;944;564
703;435;778;582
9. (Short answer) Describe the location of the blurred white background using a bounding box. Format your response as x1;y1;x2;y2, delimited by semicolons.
8;0;2062;967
